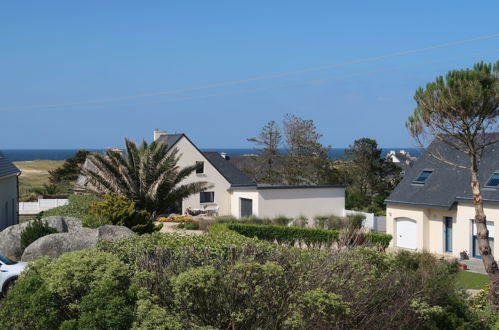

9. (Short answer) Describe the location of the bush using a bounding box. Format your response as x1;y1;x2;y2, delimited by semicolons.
98;233;482;329
0;250;137;329
20;217;58;249
81;214;112;228
89;194;161;234
42;194;101;218
314;214;365;231
220;222;392;250
2;229;486;329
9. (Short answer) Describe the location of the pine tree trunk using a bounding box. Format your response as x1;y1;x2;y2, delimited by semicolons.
469;153;499;308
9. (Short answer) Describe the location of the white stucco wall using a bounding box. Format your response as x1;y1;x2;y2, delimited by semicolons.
0;175;19;231
386;203;499;258
229;189;260;217
167;137;231;215
257;187;345;220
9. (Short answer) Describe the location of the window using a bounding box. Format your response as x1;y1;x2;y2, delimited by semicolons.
485;172;499;187
196;161;204;174
444;217;452;253
413;170;433;184
200;191;214;203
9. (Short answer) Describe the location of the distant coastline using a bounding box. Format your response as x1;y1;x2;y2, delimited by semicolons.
2;148;423;162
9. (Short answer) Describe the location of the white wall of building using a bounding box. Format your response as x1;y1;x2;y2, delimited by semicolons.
0;175;18;231
229;189;260;217
257;187;345;220
386;203;498;258
169;137;231;215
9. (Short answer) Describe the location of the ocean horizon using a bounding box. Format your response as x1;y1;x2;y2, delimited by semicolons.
1;148;423;162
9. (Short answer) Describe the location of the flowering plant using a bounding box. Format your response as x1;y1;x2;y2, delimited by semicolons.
459;250;469;256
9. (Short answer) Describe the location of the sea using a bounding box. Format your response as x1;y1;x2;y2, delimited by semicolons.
1;148;423;162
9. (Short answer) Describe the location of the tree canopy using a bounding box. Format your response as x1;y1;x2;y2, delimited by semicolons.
406;61;499;307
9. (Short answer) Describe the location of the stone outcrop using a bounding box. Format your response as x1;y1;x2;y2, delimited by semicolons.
21;224;135;261
0;216;83;260
0;216;135;261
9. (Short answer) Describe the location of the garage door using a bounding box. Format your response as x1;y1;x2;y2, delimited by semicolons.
396;218;417;250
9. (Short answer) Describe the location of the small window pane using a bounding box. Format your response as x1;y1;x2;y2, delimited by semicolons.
413;170;433;183
485;173;499;187
196;161;204;174
200;192;214;203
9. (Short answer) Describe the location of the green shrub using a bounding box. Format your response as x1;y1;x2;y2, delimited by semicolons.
226;223;340;248
314;214;365;231
20;218;58;249
364;232;393;250
292;215;309;227
42;194;101;218
271;215;293;226
314;214;343;230
98;232;482;329
220;223;392;250
0;250;137;329
81;214;112;228
89;194;161;234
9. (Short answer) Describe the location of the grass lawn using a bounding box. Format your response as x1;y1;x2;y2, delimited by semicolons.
14;160;64;192
455;271;489;290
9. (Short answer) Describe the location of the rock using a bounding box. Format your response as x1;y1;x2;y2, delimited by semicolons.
42;216;83;232
21;225;135;262
0;216;82;260
21;228;98;261
97;225;135;240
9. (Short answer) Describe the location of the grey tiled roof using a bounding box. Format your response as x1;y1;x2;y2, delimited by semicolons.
202;152;255;186
0;151;20;178
156;134;255;186
385;135;499;209
156;134;184;151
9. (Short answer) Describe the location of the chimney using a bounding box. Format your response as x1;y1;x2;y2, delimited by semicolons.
153;129;167;141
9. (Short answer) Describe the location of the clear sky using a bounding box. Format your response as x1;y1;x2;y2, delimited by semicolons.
1;1;498;149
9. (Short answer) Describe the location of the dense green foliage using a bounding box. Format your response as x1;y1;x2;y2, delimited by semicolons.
247;120;282;183
469;285;499;328
314;214;364;230
49;150;90;184
89;195;160;234
343;138;401;215
20;218;58;249
41;194;101;218
218;222;392;250
1;231;487;329
83;138;210;216
0;250;137;329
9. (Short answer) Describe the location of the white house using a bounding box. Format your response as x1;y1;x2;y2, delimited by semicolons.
385;135;499;260
0;152;21;231
154;130;345;219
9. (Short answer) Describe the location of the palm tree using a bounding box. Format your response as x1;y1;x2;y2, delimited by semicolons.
83;138;211;216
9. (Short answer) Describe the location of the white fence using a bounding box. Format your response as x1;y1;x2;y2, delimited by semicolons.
344;209;386;233
19;198;68;215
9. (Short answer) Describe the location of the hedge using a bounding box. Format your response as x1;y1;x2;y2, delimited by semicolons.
221;223;392;250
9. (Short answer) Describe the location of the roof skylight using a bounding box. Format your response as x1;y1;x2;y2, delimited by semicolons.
485;173;499;187
413;170;433;184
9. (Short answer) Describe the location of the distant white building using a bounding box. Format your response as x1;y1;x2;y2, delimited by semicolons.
0;152;20;231
386;149;417;174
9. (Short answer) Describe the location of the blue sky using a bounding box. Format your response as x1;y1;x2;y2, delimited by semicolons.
0;1;498;149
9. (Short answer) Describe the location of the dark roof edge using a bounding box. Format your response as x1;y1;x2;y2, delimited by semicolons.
229;184;258;191
257;184;346;190
385;200;453;210
0;172;21;179
174;135;244;185
455;197;499;205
